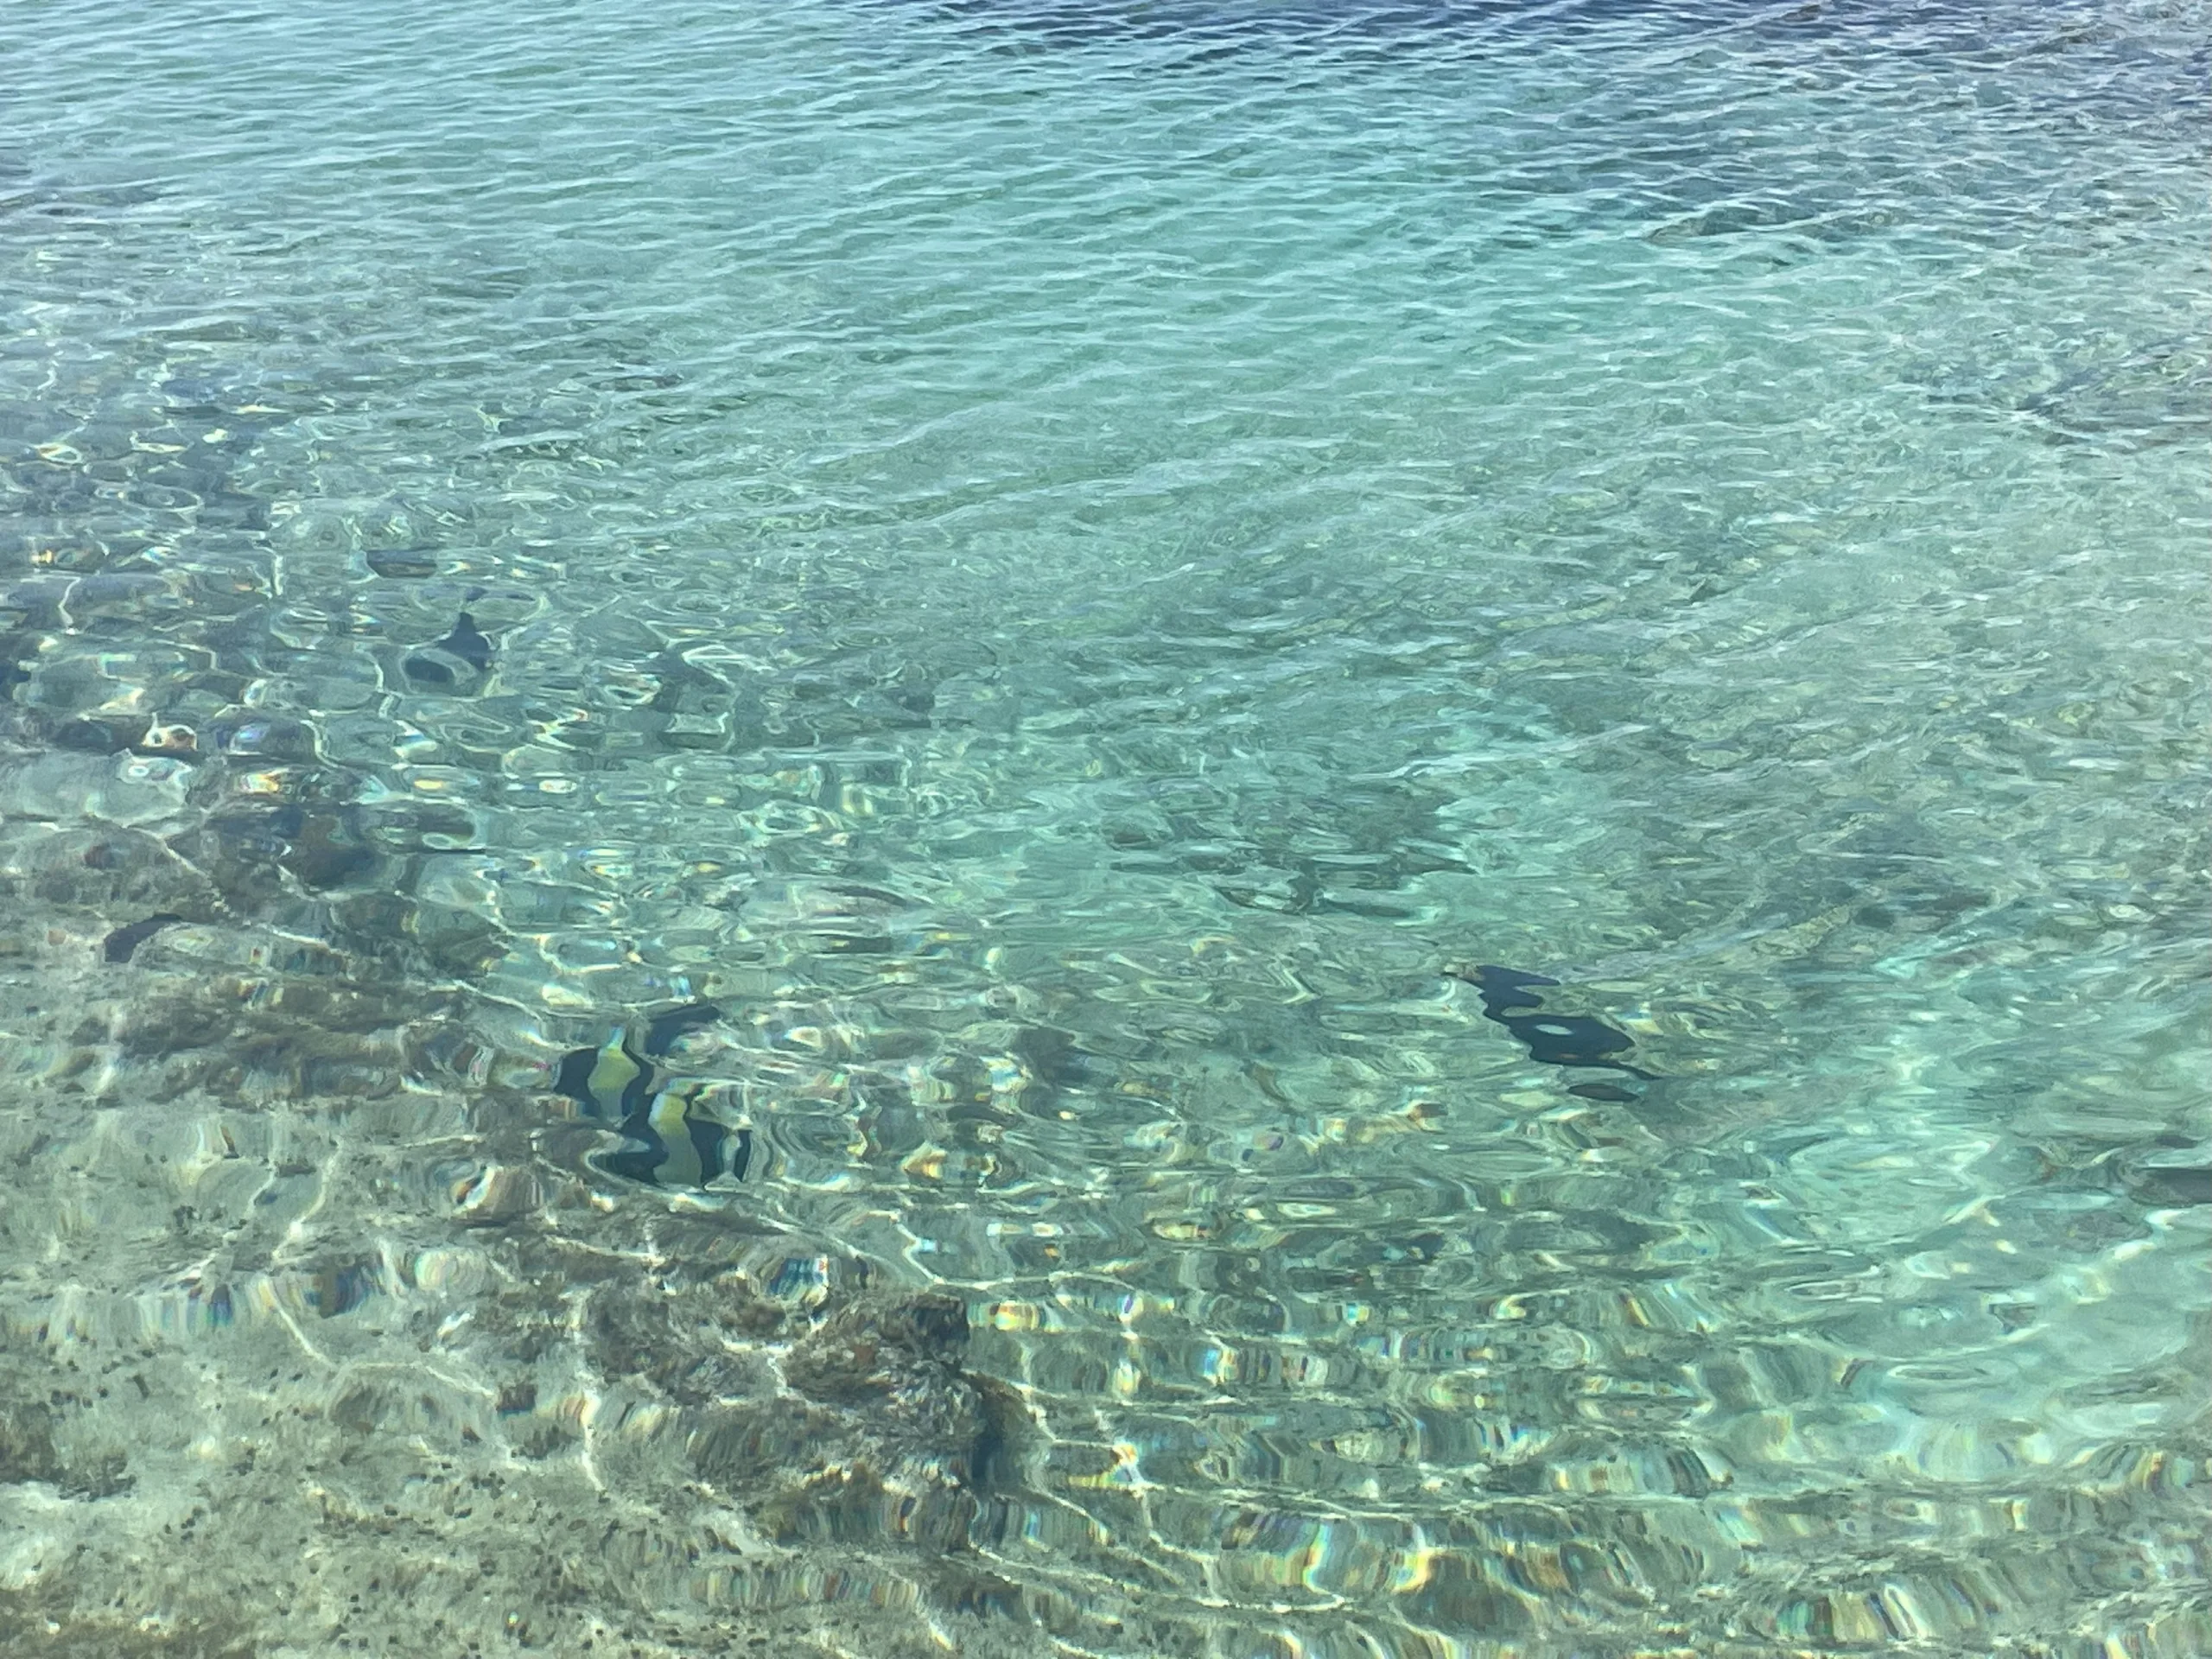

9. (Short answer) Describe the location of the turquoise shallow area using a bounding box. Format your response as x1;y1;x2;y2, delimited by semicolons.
1;1;2206;1654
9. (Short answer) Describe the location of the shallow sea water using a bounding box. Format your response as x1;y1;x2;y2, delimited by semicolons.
1;0;2206;1654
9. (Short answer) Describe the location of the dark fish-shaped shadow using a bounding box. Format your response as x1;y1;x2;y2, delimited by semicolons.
404;589;496;686
1452;964;1655;1089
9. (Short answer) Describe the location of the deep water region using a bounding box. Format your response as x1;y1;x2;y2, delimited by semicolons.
0;0;2206;1654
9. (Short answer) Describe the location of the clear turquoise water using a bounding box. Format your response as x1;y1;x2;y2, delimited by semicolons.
1;1;2206;1654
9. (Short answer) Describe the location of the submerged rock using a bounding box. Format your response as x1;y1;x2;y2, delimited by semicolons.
0;1397;130;1498
192;800;380;895
585;1276;784;1406
101;912;184;963
0;1401;62;1485
673;1289;1033;1558
54;712;151;753
782;1292;1028;1490
785;1293;972;1414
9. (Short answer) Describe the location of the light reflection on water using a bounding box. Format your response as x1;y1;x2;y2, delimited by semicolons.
0;0;2206;1652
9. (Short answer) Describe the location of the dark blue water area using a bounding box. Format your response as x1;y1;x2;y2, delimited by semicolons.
871;0;2210;252
893;0;2210;75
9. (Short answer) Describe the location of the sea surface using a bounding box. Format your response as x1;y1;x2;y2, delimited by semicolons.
0;1;2205;1654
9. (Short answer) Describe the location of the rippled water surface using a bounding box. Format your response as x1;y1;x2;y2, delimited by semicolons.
2;1;2206;1654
